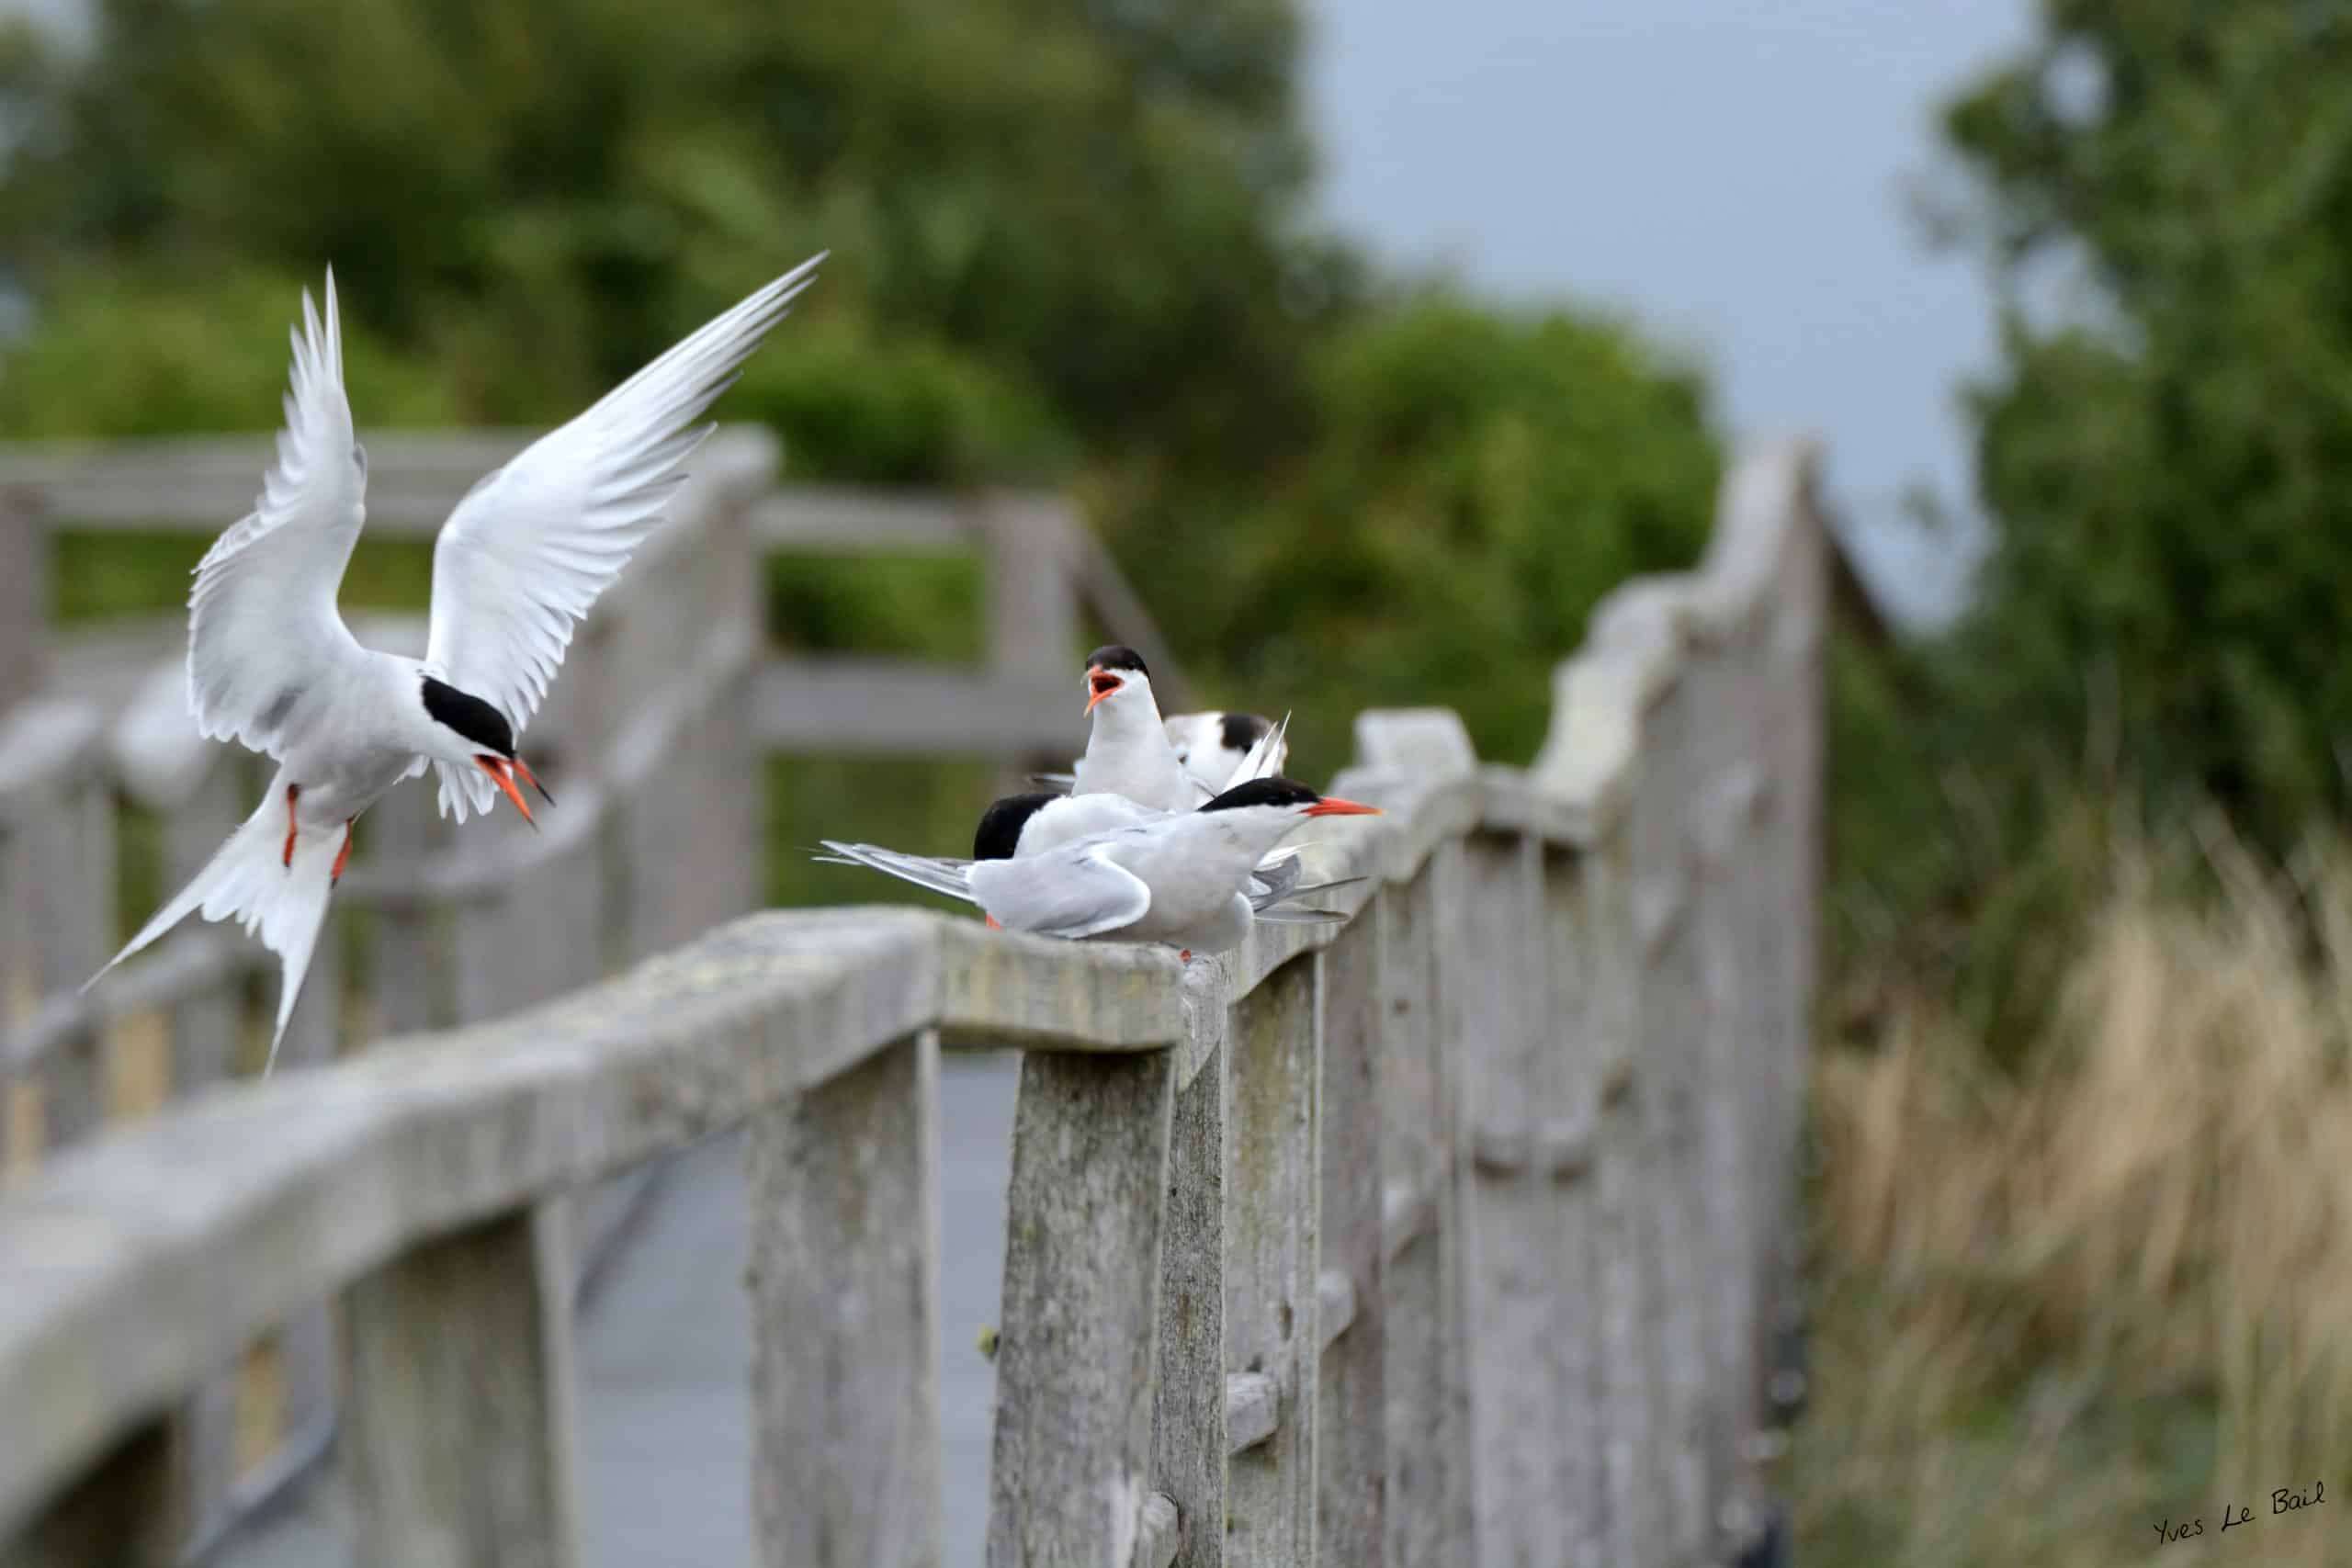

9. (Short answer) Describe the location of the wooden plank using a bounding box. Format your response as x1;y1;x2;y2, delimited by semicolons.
1224;953;1320;1564
0;490;47;716
271;913;341;1481
1452;831;1592;1566
752;658;1076;757
1315;908;1386;1567
364;783;443;1037
747;487;976;555
340;1206;582;1568
25;777;114;1154
1374;837;1470;1568
746;1031;943;1568
1151;1034;1227;1568
1540;845;1606;1568
986;1046;1177;1568
1062;519;1193;715
164;760;248;1094
3;1419;176;1568
982;497;1077;688
1579;826;1668;1568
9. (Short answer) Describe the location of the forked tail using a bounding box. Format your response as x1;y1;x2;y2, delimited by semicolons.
810;840;979;905
84;773;338;1073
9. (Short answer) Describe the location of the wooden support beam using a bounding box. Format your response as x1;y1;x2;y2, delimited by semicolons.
987;1047;1177;1567
748;1032;942;1568
340;1208;582;1568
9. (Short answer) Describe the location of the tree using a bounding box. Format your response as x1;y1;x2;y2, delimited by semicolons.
1939;0;2352;844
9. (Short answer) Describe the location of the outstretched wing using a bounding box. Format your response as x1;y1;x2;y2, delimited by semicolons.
186;272;368;760
967;841;1153;939
424;254;825;819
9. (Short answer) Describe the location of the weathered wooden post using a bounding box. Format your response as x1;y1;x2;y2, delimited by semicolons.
340;1206;584;1568
1314;902;1387;1566
1344;710;1481;1568
746;1030;944;1568
1224;953;1322;1562
987;1045;1180;1566
1152;966;1230;1568
0;490;47;715
1538;628;1673;1568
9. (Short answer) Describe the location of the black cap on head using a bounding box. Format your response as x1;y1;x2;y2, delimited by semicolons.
1201;776;1319;813
1218;711;1272;755
421;675;516;757
973;793;1060;861
1085;645;1150;676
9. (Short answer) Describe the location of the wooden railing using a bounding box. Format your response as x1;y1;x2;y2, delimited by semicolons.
0;437;1824;1566
0;426;1196;1556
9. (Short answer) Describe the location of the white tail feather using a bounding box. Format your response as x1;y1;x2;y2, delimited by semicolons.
85;773;337;1073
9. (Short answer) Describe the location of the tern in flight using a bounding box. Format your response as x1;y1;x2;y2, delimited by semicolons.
86;253;828;1066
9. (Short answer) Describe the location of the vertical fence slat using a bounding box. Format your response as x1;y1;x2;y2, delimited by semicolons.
988;1047;1178;1567
1541;845;1605;1568
341;1205;582;1568
0;491;48;716
748;1031;943;1568
367;784;440;1037
1453;831;1593;1565
1152;1012;1227;1568
1582;823;1669;1568
1316;903;1386;1565
1374;854;1464;1568
1224;953;1320;1564
1621;641;1718;1568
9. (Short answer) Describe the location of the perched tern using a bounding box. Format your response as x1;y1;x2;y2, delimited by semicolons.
816;776;1379;960
85;253;828;1067
1164;709;1289;796
1048;644;1286;809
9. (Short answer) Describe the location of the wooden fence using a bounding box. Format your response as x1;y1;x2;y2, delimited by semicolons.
0;426;1196;1557
0;435;1825;1566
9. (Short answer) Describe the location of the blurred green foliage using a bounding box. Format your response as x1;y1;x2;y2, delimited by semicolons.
1202;294;1720;771
1825;0;2352;1046
0;0;1720;893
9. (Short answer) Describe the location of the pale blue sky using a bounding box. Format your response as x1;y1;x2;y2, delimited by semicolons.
1303;0;2039;628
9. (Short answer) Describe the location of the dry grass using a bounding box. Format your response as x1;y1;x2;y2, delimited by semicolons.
1793;829;2352;1565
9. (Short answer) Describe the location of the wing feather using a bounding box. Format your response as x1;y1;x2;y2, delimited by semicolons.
185;270;368;759
967;841;1153;939
424;254;825;818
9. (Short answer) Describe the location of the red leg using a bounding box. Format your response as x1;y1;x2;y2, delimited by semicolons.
1179;950;1193;964
283;784;301;868
985;915;1002;930
331;818;355;886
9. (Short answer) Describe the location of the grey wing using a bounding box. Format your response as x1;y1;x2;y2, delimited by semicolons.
967;841;1152;939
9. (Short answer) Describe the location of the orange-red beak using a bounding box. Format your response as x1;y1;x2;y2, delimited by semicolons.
1306;796;1384;818
511;755;556;807
476;756;537;828
1084;669;1122;713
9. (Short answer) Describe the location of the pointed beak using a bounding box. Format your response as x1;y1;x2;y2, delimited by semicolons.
511;754;556;807
477;755;537;828
1084;670;1122;713
1306;796;1384;818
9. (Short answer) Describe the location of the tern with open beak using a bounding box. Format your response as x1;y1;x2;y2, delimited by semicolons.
1056;644;1287;810
816;776;1381;960
85;252;827;1068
